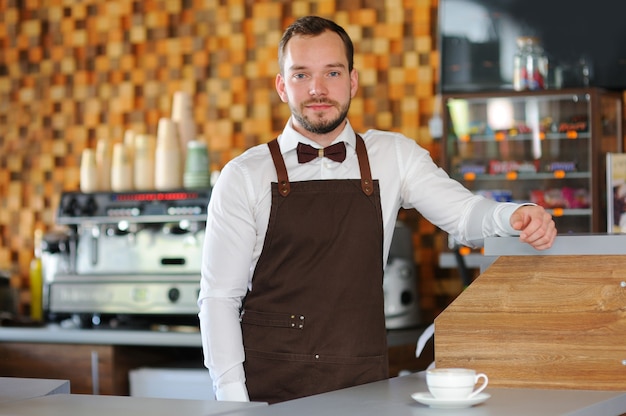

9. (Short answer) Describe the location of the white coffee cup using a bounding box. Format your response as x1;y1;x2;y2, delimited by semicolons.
426;368;488;400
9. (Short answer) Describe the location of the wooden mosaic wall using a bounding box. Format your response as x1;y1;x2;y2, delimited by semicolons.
0;0;449;320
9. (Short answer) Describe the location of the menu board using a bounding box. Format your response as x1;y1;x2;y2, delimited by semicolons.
606;153;626;233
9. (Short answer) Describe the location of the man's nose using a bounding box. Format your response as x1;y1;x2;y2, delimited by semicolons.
309;77;328;96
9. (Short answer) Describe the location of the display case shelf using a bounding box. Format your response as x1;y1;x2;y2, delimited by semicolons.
451;172;592;182
458;132;592;142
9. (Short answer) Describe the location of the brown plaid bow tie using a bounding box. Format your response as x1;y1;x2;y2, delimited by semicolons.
296;142;347;163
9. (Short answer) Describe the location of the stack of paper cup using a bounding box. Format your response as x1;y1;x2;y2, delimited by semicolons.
111;143;133;192
80;148;98;193
171;91;196;161
95;138;112;191
123;129;136;188
183;140;210;189
133;134;155;190
154;117;182;190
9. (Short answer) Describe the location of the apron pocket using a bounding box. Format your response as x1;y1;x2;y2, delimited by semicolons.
241;309;306;329
241;309;309;354
244;348;387;403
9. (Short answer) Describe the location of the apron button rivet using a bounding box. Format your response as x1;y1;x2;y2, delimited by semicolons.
300;315;304;320
315;354;319;359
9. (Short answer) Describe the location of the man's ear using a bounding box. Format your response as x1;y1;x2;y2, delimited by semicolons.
276;73;288;103
350;68;359;98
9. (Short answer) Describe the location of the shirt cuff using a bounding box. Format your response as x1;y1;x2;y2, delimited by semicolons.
215;381;250;402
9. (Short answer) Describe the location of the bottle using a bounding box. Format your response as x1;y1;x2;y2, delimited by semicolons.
29;229;43;321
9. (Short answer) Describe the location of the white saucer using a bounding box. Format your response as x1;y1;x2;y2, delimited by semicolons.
411;392;491;409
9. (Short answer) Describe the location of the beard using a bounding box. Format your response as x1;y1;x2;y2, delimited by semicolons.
290;99;350;135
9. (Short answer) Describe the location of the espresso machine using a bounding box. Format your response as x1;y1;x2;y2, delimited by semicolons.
42;190;210;329
383;222;421;329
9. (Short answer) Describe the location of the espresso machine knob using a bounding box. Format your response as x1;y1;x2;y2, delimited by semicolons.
168;287;181;303
82;196;98;216
60;196;81;217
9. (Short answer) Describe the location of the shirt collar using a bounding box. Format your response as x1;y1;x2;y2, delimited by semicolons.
277;118;357;154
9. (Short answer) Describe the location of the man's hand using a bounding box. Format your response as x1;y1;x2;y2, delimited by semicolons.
510;205;557;250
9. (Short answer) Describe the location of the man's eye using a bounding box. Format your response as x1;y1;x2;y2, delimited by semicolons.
328;71;340;77
293;73;307;79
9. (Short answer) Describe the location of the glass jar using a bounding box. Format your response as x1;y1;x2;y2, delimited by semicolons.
513;37;529;91
513;37;548;91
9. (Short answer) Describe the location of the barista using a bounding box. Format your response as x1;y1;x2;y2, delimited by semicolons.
197;15;556;404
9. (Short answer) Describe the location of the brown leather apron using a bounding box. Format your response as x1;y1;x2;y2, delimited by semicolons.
241;135;388;404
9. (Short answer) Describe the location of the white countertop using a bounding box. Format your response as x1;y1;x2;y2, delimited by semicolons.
2;373;625;416
0;393;267;416
0;377;70;403
223;372;626;416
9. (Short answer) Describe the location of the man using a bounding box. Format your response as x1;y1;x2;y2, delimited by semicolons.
198;16;556;404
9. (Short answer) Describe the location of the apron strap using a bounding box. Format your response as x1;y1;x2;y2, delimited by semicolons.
355;135;374;196
268;135;374;197
267;139;291;197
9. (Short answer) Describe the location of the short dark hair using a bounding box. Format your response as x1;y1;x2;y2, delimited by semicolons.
278;16;354;74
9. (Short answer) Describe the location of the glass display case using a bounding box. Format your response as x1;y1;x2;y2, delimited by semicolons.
442;88;623;238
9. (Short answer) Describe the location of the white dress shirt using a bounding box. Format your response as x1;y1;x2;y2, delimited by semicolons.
198;119;521;401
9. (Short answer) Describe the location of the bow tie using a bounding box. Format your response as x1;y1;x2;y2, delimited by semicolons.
296;142;346;163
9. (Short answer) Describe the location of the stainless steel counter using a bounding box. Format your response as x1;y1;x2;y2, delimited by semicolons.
440;234;626;274
484;233;626;256
0;325;203;347
0;325;202;347
0;325;422;348
438;252;497;273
